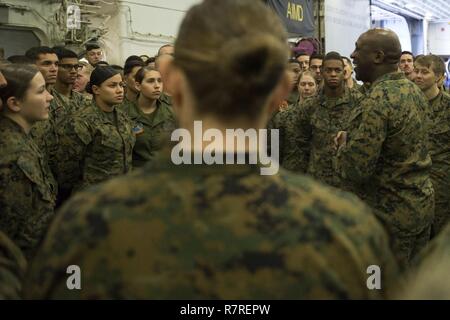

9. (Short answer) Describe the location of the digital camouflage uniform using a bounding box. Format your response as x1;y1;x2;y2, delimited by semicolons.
335;72;434;269
358;83;371;95
271;87;363;188
54;101;135;201
30;88;89;175
123;99;177;168
0;116;57;258
0;231;27;299
287;90;299;106
425;90;450;236
25;148;398;299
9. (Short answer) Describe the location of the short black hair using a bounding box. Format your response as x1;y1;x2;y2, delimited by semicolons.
401;51;414;57
110;64;124;72
309;53;324;65
25;46;56;62
288;58;301;65
85;42;101;52
323;51;344;67
295;51;309;58
125;55;144;65
145;56;156;66
123;59;145;76
6;55;33;64
52;47;78;60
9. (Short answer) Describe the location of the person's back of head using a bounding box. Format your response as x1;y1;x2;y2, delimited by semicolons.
173;0;289;121
7;55;33;65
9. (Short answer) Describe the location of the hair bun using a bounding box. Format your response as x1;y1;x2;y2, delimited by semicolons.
221;33;288;91
85;82;93;94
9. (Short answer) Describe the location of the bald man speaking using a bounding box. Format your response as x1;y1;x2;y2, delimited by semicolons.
334;29;434;269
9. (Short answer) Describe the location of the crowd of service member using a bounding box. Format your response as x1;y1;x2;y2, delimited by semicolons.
0;0;449;300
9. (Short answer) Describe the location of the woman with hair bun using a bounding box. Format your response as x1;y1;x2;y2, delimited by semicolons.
26;0;398;299
54;66;135;204
0;64;56;258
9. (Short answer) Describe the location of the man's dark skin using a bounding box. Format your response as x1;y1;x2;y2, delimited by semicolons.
322;59;345;98
335;29;401;147
351;29;401;84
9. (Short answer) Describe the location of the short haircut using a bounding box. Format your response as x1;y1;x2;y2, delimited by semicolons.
415;54;446;77
401;51;414;57
125;55;144;65
157;44;174;56
85;42;101;52
309;53;324;65
288;58;300;65
123;59;145;76
323;51;344;67
25;46;56;62
52;47;78;60
295;51;309;58
7;55;33;64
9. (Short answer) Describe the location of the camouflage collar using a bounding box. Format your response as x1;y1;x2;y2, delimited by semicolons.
92;100;121;124
0;115;28;136
144;144;265;175
429;90;442;104
128;99;172;128
370;71;405;89
318;86;353;108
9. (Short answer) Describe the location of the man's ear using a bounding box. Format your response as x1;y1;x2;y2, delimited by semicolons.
374;50;385;64
267;70;291;114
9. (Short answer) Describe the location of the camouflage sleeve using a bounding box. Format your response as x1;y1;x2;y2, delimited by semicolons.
335;95;387;184
279;102;312;173
0;163;34;248
0;231;27;299
54;117;92;192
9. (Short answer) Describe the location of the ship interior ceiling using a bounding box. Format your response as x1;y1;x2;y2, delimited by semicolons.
372;0;450;22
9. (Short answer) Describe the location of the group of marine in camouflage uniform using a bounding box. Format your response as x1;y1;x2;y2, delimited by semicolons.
0;0;449;300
